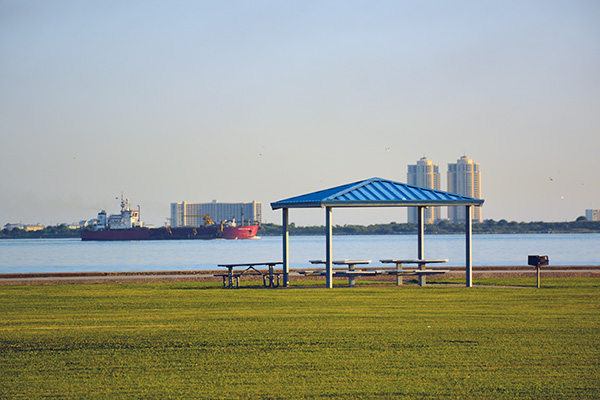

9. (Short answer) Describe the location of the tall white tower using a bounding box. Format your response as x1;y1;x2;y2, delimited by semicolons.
407;157;441;223
447;155;482;223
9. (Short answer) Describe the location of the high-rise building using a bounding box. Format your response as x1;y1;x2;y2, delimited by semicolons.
407;157;441;223
447;156;482;223
170;201;262;227
586;209;600;221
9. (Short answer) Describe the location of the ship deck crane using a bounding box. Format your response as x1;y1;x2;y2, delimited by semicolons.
183;214;214;226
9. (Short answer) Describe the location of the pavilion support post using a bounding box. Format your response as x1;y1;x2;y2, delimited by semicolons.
325;206;333;289
466;205;473;287
417;206;425;259
417;206;425;286
282;208;290;287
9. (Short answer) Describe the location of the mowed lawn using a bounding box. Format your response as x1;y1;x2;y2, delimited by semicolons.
1;278;598;399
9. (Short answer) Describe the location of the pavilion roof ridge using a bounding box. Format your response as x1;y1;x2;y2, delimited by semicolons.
322;177;383;201
271;177;484;210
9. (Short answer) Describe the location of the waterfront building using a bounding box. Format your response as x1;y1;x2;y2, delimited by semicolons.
586;209;600;221
170;200;262;227
2;223;44;231
447;155;482;223
407;157;441;223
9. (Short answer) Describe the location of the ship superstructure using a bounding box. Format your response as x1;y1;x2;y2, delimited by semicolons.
94;197;142;231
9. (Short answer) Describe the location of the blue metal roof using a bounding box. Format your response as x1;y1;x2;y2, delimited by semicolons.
271;177;484;210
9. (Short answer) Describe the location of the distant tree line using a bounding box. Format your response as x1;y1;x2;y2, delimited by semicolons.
0;225;82;239
258;219;600;236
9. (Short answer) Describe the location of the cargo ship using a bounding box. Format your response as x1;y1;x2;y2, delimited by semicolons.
81;197;259;241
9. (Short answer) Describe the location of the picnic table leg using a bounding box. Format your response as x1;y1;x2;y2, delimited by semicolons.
348;263;355;287
228;267;234;289
262;265;278;288
268;275;279;288
418;263;426;286
269;265;276;288
395;263;403;286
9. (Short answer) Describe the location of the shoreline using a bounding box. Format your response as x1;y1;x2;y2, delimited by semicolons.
1;265;599;286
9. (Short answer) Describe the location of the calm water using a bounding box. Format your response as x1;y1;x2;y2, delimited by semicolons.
0;233;598;274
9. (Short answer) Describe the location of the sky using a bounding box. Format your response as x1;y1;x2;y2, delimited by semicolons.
1;0;599;227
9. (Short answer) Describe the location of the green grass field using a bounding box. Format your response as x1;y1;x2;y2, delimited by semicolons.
1;278;598;399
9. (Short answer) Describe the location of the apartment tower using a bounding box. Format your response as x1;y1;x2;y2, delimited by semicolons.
447;155;482;223
586;209;600;221
407;157;441;224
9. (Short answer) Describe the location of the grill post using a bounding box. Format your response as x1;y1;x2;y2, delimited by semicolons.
528;255;549;288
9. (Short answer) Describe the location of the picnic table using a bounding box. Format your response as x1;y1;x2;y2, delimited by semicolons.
307;260;372;287
379;259;449;286
216;262;283;289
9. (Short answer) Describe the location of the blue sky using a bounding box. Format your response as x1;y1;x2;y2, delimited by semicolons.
1;1;599;226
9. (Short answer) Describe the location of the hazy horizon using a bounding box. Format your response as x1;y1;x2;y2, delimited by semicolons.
2;1;599;227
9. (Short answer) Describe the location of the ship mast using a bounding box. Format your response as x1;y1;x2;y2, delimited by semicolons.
120;192;126;212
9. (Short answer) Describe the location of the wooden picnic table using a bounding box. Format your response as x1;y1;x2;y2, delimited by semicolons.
308;259;372;287
216;262;283;289
379;259;449;286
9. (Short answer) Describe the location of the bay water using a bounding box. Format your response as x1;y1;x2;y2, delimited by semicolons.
0;233;598;274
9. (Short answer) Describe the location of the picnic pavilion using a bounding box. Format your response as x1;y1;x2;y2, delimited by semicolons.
270;177;485;288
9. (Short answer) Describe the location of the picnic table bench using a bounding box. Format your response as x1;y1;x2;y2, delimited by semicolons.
379;259;449;286
216;262;283;289
305;260;372;287
298;259;449;287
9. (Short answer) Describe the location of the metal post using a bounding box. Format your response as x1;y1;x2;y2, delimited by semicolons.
466;205;473;287
282;208;289;287
418;206;425;286
417;206;425;259
326;207;333;289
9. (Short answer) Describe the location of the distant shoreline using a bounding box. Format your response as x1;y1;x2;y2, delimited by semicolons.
2;220;600;240
2;232;600;240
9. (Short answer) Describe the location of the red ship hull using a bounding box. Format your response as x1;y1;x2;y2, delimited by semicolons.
81;225;260;241
81;226;220;241
81;228;152;241
221;225;260;239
